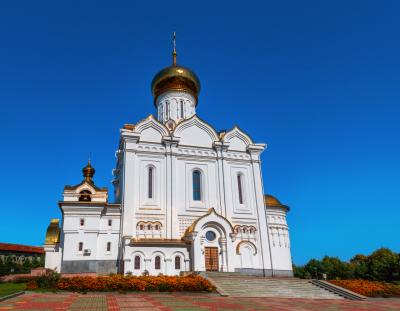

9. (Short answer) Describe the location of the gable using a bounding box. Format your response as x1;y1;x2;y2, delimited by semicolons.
178;125;214;147
174;115;219;148
139;127;163;143
223;126;253;151
227;136;247;151
134;115;169;144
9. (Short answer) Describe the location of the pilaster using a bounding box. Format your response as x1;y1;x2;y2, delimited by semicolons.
162;136;180;239
247;144;272;274
213;141;229;217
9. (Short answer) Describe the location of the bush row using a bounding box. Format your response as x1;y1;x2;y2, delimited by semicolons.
329;279;400;297
25;273;215;292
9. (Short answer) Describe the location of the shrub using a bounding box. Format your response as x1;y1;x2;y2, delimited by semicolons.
329;279;400;297
18;271;60;290
55;274;215;292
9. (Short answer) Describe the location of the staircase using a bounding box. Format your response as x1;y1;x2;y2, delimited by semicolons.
203;272;344;299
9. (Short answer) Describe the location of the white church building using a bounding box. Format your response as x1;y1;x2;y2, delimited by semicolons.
44;43;293;277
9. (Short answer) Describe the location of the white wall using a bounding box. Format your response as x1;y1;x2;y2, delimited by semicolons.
266;208;293;272
124;245;190;276
156;91;196;123
61;207;120;262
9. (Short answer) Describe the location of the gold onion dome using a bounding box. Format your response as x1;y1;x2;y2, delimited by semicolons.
151;33;201;106
264;194;290;210
45;219;60;245
82;160;95;182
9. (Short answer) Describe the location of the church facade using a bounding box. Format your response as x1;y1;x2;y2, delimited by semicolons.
44;46;293;277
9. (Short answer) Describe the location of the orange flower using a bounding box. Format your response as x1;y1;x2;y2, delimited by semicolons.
55;274;216;293
329;279;400;297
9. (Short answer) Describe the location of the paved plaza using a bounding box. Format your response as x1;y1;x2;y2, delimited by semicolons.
1;292;400;311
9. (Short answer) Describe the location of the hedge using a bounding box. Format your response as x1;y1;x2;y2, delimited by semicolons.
26;273;215;292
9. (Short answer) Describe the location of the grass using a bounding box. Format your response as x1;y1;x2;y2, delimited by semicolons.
0;283;26;298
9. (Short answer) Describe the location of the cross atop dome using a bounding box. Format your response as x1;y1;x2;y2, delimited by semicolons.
172;31;177;66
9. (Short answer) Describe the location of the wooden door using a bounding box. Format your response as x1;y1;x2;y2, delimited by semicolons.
205;247;219;271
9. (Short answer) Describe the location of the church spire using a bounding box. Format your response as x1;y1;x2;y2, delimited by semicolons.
172;31;177;66
82;159;95;182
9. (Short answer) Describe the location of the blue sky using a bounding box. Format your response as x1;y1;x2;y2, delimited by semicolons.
0;1;399;264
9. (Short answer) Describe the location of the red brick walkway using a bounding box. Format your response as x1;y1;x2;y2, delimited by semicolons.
1;292;400;310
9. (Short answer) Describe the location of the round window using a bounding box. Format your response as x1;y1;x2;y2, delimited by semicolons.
205;231;216;242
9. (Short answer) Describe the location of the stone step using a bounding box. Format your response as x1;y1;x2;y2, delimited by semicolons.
204;272;344;299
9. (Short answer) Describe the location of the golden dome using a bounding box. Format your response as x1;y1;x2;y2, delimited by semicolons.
264;194;289;210
45;219;60;245
82;160;95;182
151;33;200;105
264;194;282;206
151;65;201;105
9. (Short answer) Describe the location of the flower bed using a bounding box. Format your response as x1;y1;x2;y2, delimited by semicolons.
329;279;400;297
26;274;215;292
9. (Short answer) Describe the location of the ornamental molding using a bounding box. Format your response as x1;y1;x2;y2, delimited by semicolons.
223;152;251;160
136;145;166;153
223;126;254;146
176;148;217;157
173;115;220;142
134;114;170;137
236;240;257;255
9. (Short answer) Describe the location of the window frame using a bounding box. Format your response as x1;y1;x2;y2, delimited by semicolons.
237;173;244;205
78;242;83;252
180;100;184;118
165;100;170;120
174;256;181;270
148;167;153;199
106;242;111;252
192;170;202;201
134;256;141;270
155;256;161;270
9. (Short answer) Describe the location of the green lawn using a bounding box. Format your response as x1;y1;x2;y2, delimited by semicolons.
0;283;26;298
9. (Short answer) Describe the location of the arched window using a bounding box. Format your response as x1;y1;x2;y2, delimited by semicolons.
155;224;159;230
165;100;170;120
148;167;153;199
139;224;144;230
147;224;152;230
134;256;140;270
192;170;202;201
237;174;244;204
155;256;161;270
78;242;83;252
180;100;184;118
106;242;111;252
79;190;91;202
175;256;181;270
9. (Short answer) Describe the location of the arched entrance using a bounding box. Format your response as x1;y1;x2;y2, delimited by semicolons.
184;208;235;272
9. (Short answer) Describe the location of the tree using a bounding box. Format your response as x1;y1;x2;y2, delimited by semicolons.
367;248;400;282
321;256;353;279
350;254;369;279
304;259;324;279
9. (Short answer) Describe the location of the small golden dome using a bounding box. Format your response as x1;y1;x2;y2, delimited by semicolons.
82;160;95;182
264;194;289;211
151;65;201;105
45;219;60;245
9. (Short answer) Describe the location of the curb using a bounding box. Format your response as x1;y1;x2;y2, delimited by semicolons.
0;291;25;302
